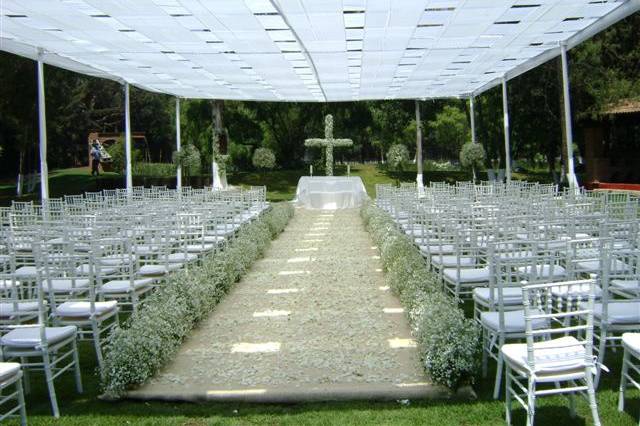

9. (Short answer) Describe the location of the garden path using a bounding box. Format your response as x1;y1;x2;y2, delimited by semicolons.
131;208;441;402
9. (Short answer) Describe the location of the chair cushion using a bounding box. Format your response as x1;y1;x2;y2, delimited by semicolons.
0;301;39;317
473;287;522;305
167;252;198;263
550;282;602;298
0;279;19;290
138;263;181;276
481;309;548;333
203;235;226;244
430;255;475;268
611;279;639;294
100;278;154;293
56;301;118;317
42;278;90;293
100;254;136;267
575;259;630;273
622;333;640;355
589;301;640;325
516;264;566;278
420;244;455;255
76;264;117;275
13;266;37;280
134;245;161;256
501;336;587;374
186;244;215;253
0;325;76;347
0;362;21;382
443;266;490;283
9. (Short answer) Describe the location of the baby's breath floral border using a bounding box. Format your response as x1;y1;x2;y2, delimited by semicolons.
361;201;480;389
100;203;294;398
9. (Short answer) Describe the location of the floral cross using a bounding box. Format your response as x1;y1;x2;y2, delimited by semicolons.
304;114;353;176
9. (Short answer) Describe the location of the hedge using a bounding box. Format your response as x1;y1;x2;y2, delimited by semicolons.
100;202;294;397
361;201;480;389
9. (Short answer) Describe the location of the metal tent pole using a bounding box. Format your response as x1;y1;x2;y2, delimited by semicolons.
560;41;578;190
470;95;477;144
37;50;49;201
415;99;424;191
175;97;182;191
501;78;511;183
124;82;133;193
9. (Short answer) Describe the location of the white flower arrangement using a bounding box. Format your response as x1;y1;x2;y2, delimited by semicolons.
361;201;480;389
100;203;294;398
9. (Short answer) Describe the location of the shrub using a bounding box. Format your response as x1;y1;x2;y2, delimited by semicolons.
132;162;176;177
386;144;410;171
459;143;486;182
107;137;142;173
361;201;480;389
172;144;201;177
252;147;276;171
100;202;294;398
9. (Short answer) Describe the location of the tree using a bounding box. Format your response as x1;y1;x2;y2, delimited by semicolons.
428;105;470;160
252;147;276;172
459;143;486;182
173;144;201;177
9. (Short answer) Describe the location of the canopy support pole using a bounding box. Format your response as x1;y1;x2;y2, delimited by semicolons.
37;50;49;201
124;82;133;194
470;95;477;144
415;99;424;192
501;78;511;183
560;41;578;190
175;97;182;191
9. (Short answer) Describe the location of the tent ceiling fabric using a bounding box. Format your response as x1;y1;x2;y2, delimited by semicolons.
1;0;638;102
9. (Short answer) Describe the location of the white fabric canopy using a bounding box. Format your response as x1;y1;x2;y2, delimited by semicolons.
1;0;638;102
295;176;368;210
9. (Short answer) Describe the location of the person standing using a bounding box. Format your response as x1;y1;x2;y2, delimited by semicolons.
90;141;102;176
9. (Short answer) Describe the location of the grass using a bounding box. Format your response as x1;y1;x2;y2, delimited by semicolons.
0;163;558;207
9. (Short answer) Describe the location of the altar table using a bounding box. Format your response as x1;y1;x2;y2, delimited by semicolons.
294;176;368;210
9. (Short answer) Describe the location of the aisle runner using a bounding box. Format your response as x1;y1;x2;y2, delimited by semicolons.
132;208;438;401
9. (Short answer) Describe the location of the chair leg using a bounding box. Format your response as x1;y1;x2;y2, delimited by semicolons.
494;352;504;400
91;320;104;367
585;370;601;426
16;374;27;426
42;351;60;418
595;328;607;389
568;380;577;418
505;365;513;426
72;339;83;394
19;357;30;394
618;349;629;412
526;378;536;426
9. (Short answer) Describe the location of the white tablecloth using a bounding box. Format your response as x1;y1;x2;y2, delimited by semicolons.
294;176;368;210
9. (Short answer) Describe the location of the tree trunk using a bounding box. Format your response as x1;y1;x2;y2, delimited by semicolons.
16;148;25;197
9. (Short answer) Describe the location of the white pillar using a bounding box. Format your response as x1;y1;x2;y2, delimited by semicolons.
415;99;424;191
560;41;578;190
37;50;49;201
175;97;182;191
124;82;133;193
470;95;477;144
501;78;512;183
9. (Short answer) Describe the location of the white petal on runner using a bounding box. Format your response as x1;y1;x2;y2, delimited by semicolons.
383;308;404;314
388;338;417;349
378;286;390;291
278;270;310;276
267;288;300;294
207;389;267;396
253;310;291;318
287;256;312;263
231;342;281;353
295;247;318;252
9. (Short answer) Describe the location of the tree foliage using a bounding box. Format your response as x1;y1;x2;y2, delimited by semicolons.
428;105;470;159
387;144;410;171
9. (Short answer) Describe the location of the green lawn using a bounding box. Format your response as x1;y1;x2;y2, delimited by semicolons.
1;163;552;206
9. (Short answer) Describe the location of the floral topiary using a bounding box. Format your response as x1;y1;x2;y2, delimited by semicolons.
172;144;201;177
386;144;410;171
252;147;276;171
459;142;486;182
